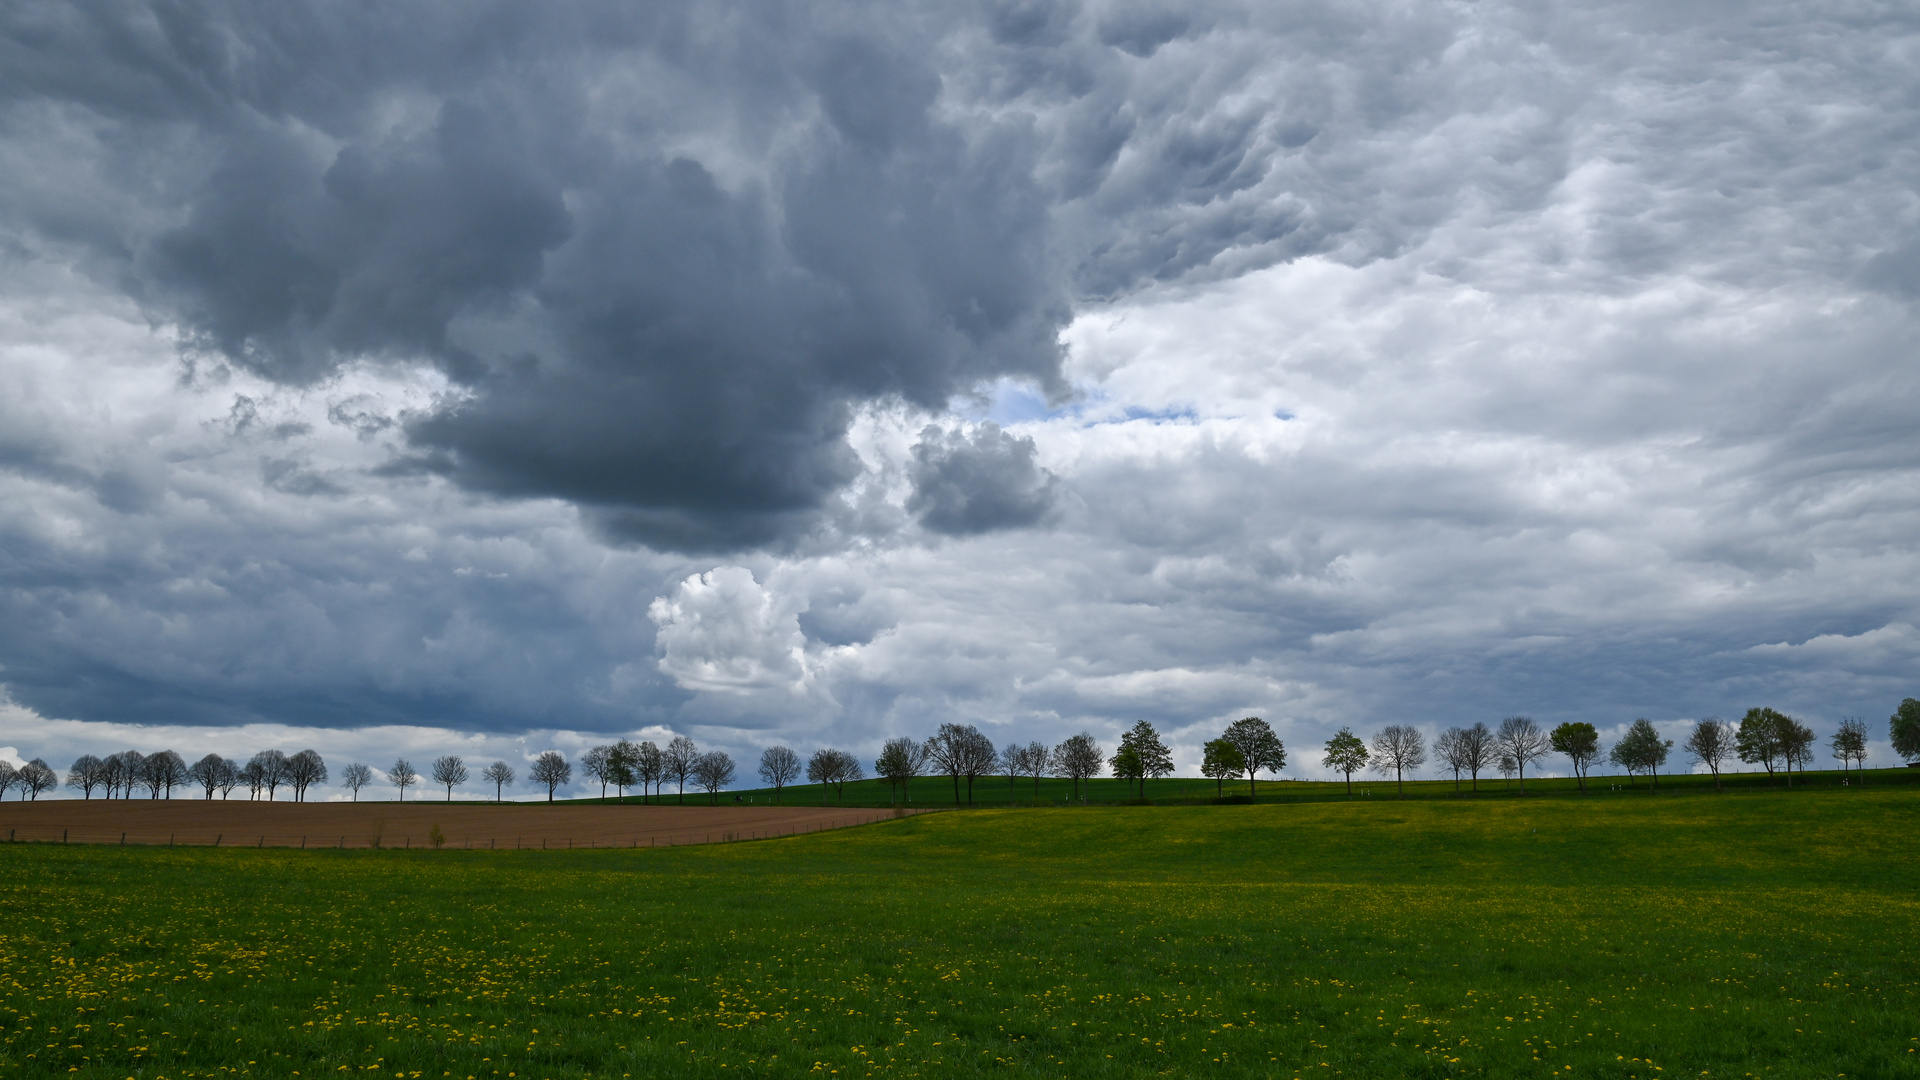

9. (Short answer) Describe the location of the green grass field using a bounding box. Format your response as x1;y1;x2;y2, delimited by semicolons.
2;787;1915;1079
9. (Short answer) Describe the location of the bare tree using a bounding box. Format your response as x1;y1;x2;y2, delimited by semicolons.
1549;723;1601;793
185;754;225;799
582;745;612;798
999;741;1028;799
1050;732;1104;801
1433;729;1465;792
1370;725;1426;798
1684;718;1735;791
663;736;699;804
133;753;163;795
136;752;165;798
481;761;515;801
831;750;864;802
999;741;1052;802
66;754;106;799
341;762;374;801
760;745;803;803
1495;716;1551;795
692;751;737;804
17;759;57;801
147;750;188;798
252;749;291;801
1017;741;1050;799
1322;728;1369;794
287;749;327;802
807;748;844;805
927;723;997;806
107;750;144;798
528;750;571;801
1830;717;1869;780
431;755;469;801
1455;722;1496;792
214;756;241;799
0;760;15;800
1221;717;1285;798
389;758;419;800
634;741;665;803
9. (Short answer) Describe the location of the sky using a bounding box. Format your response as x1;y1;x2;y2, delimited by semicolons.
3;0;1918;798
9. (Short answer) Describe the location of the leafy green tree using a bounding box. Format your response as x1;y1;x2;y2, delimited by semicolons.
1829;717;1869;779
1370;725;1425;798
1778;716;1816;788
1682;718;1734;791
1549;722;1601;793
1201;739;1246;798
1109;743;1143;794
1112;721;1173;799
1736;708;1788;778
1610;719;1672;789
1322;728;1369;794
635;741;664;803
608;739;640;801
1221;717;1285;797
1892;698;1920;763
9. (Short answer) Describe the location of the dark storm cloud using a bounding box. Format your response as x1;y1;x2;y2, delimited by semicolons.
0;0;1608;551
1;1;1081;549
908;423;1059;535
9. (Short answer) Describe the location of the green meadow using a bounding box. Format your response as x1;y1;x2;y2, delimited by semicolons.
2;786;1916;1079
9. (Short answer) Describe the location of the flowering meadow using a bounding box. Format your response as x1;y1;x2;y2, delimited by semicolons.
0;789;1914;1078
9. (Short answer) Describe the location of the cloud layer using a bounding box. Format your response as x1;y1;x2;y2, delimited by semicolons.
4;0;1920;790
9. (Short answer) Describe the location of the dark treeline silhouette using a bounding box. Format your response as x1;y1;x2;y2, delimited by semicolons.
12;699;1914;806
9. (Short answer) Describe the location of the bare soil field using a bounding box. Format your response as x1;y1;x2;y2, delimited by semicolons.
0;799;922;849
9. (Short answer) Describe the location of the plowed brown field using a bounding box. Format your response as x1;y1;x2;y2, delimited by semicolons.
0;799;923;849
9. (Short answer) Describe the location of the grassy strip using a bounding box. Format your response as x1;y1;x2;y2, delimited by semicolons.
1;789;1915;1078
599;764;1920;809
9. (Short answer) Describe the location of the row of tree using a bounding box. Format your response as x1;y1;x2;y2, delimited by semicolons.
7;701;1913;804
1321;706;1905;797
748;717;1290;806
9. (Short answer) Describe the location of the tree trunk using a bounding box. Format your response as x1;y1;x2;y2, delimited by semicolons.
1395;766;1404;798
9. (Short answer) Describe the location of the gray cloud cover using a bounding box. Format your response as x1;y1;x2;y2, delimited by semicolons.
4;0;1920;791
